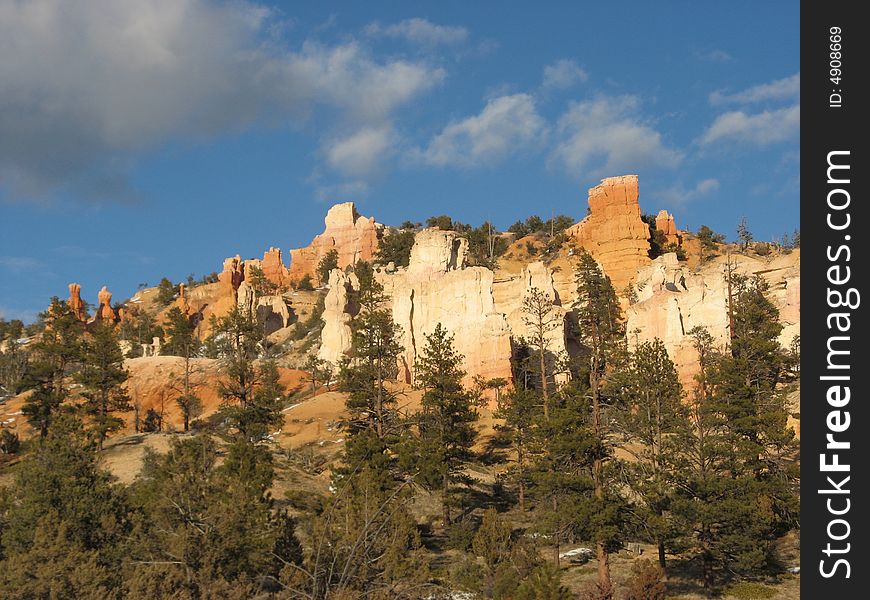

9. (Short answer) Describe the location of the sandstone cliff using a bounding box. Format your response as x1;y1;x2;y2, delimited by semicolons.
289;202;383;283
566;175;651;292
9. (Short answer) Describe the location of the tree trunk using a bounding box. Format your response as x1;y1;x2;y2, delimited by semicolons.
442;473;451;527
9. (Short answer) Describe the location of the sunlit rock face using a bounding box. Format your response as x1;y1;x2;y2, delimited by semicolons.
566;175;651;293
288;202;383;283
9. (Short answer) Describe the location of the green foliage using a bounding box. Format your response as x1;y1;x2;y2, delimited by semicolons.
1;412;129;564
0;429;21;455
410;324;479;525
375;229;416;267
162;306;198;357
697;224;726;248
317;249;340;285
642;214;668;258
754;241;771;256
724;582;777;599
126;436;298;596
247;264;278;295
426;214;454;230
117;307;163;357
663;242;687;260
445;516;477;551
291;294;325;342
77;322;132;448
156;277;176;305
400;220;420;230
297;273;315;290
21;298;84;437
340;261;404;446
465;221;509;268
736;216;753;250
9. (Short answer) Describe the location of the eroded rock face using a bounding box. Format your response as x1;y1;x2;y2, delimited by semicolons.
318;228;513;387
68;283;86;321
655;210;682;246
289;202;383;283
626;251;801;391
496;262;569;383
219;255;245;296
317;269;358;365
566;175;651;292
96;286;118;323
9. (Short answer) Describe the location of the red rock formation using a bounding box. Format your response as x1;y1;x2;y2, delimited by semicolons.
176;283;191;316
218;255;244;297
68;283;86;321
288;202;383;283
566;175;651;292
655;209;682;246
260;247;290;288
95;286;118;323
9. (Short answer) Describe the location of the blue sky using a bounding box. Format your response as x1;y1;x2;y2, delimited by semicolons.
0;0;799;322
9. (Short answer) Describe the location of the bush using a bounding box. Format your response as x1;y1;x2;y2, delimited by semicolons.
375;229;416;268
0;428;21;454
156;277;176;305
724;582;777;599
445;517;477;552
754;242;771;256
623;559;665;600
297;274;315;291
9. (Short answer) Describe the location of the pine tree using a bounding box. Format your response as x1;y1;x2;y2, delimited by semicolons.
22;298;84;437
521;287;564;421
413;324;479;526
340;261;403;448
495;387;540;512
317;249;340;286
77;322;131;449
610;338;685;571
0;412;128;589
572;250;625;597
163;306;203;431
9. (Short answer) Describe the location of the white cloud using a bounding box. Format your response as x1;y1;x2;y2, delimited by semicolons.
549;96;683;177
542;59;588;90
0;0;445;201
697;49;733;63
315;180;370;203
0;256;42;272
325;126;396;177
365;18;468;46
655;178;720;207
710;73;800;105
700;104;800;146
416;94;547;167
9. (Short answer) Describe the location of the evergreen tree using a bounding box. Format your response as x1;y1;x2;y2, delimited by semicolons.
22;298;84;437
521;287;564;420
610;339;685;571
670;319;797;593
340;261;403;448
163;306;203;431
77;322;131;449
495;387;540;512
126;435;299;596
572;250;625;597
0;412;129;595
412;324;479;526
736;216;753;250
317;249;340;286
375;229;416;267
208;306;284;442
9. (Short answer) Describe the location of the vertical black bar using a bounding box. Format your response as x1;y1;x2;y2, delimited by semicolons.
802;1;868;597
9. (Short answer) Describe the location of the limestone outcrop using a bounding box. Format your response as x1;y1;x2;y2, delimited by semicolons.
219;255;245;296
566;175;651;292
68;283;86;321
289;202;383;283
